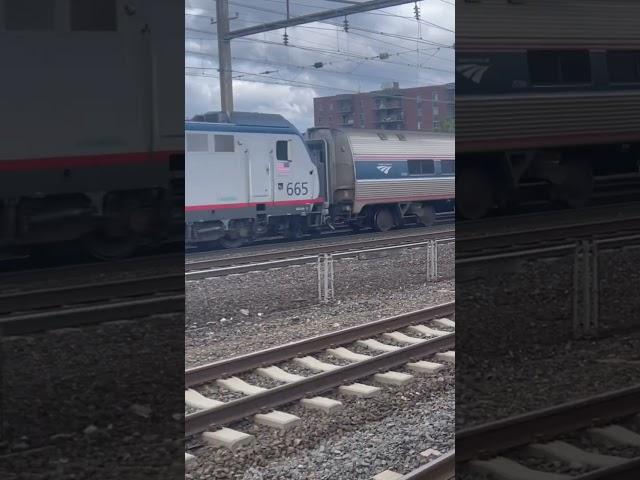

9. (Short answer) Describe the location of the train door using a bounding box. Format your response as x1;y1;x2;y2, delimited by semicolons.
306;139;329;203
248;139;272;201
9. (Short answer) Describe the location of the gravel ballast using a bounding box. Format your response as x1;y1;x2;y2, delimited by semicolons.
186;244;454;366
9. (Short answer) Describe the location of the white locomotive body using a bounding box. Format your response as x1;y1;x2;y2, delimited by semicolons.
0;0;183;258
185;112;323;246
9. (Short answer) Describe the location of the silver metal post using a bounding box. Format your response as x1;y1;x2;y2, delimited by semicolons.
216;0;233;118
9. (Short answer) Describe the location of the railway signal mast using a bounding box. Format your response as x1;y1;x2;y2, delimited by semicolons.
214;0;421;119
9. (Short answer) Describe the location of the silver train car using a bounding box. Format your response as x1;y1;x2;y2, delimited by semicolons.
307;128;455;231
456;0;640;219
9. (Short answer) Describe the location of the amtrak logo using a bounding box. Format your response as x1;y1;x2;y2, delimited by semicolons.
377;164;393;175
456;63;490;84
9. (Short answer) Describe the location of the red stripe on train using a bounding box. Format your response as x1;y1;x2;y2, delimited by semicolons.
0;151;182;172
185;197;325;212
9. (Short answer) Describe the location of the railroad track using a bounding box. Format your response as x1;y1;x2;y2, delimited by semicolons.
185;226;455;280
457;384;640;479
457;203;640;261
0;272;183;335
185;302;454;460
372;450;455;480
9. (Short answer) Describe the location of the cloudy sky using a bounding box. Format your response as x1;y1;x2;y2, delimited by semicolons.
185;0;454;131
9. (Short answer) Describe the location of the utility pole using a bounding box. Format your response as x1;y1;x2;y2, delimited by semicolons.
216;0;233;119
214;0;416;120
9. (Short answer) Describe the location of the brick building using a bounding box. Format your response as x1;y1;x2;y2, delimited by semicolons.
313;82;454;132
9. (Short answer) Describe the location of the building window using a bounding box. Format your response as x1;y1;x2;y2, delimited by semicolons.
416;95;422;105
5;0;54;30
417;121;422;130
214;135;235;152
70;0;117;31
329;103;334;111
433;119;439;130
359;113;364;128
607;51;640;83
432;91;439;102
408;159;435;175
440;159;455;175
276;140;289;161
528;50;591;85
187;134;209;152
432;105;439;116
418;107;423;117
318;103;324;112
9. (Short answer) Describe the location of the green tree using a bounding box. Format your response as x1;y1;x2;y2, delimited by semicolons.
435;118;455;133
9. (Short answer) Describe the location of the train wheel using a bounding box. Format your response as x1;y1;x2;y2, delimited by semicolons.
373;207;395;232
457;168;493;219
83;232;137;260
219;236;245;249
555;161;593;208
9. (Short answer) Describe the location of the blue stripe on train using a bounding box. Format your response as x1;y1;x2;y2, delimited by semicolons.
355;160;455;180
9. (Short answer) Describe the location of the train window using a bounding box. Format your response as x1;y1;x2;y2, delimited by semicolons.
187;134;209;152
528;51;591;85
607;51;640;83
214;135;235;153
4;0;54;30
276;140;289;161
70;0;117;31
408;159;435;176
440;160;455;175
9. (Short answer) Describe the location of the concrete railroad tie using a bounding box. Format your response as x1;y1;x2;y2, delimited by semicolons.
372;470;403;480
254;410;302;431
339;383;381;398
470;456;571;480
527;441;627;468
406;360;445;374
185;389;224;410
256;366;306;383
433;317;456;328
383;331;426;345
202;428;255;450
356;339;401;353
408;325;449;337
435;351;455;363
327;347;371;362
294;356;341;372
373;371;414;386
588;424;640;447
216;377;267;396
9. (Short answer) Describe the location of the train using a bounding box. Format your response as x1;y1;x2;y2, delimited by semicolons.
185;111;455;247
456;0;640;219
0;0;183;259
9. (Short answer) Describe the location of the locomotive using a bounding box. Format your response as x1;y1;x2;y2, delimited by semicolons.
185;112;454;247
0;0;184;259
456;0;640;219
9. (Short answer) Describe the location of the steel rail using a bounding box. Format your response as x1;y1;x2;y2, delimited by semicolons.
456;384;640;462
457;215;640;259
400;450;455;480
185;302;455;387
0;293;184;336
0;273;183;314
572;458;640;480
185;226;455;271
185;332;454;436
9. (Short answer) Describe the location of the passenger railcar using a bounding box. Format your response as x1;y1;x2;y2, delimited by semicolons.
306;128;455;231
185;112;324;247
456;0;640;219
0;0;183;258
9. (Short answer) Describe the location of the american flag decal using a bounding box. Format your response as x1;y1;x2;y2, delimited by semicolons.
276;161;290;175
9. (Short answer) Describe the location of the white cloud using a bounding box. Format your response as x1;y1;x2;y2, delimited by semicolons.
185;0;454;130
